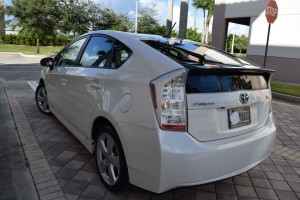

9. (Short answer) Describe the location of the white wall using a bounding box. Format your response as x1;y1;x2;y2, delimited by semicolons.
226;0;300;59
225;0;269;18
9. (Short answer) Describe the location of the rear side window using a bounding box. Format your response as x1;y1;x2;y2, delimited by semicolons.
186;75;267;93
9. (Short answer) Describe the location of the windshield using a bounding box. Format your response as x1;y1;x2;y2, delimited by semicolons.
142;39;253;67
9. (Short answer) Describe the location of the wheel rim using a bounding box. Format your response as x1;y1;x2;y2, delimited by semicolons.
97;133;120;185
36;87;50;113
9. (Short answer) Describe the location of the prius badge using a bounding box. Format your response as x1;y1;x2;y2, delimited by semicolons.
193;102;215;106
240;92;249;104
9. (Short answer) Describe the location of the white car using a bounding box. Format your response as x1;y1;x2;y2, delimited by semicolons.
36;30;276;193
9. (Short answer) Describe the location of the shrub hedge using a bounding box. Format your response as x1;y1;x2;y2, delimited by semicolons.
0;34;73;46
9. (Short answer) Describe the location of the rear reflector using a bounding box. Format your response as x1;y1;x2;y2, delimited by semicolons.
162;124;186;130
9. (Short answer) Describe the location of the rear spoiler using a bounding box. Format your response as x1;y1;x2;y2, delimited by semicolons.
187;68;275;83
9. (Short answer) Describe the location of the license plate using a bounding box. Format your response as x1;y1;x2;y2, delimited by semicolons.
228;106;251;129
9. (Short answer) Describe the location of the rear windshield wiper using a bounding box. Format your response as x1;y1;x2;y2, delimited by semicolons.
147;40;206;65
167;45;206;65
205;60;242;67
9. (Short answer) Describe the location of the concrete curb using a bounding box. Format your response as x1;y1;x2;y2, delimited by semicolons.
7;95;67;200
272;92;300;104
19;52;56;58
0;81;40;200
0;52;20;54
0;52;55;57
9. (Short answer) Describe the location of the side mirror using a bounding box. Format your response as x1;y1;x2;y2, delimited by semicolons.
40;57;54;70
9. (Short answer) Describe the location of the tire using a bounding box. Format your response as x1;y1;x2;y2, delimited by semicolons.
95;126;128;192
35;84;52;115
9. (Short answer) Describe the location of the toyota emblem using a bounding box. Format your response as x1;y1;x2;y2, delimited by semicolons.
240;93;249;104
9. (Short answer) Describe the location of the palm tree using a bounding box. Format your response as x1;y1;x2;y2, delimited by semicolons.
193;0;214;44
205;1;214;44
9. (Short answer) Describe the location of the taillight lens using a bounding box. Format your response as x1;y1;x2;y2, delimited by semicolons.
150;69;188;131
268;83;273;114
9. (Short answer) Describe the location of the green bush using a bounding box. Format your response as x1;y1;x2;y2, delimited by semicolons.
0;34;73;46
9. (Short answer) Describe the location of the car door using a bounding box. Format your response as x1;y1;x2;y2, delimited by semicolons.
46;37;88;119
61;35;114;138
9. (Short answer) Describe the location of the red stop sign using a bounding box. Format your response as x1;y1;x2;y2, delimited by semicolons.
265;0;278;23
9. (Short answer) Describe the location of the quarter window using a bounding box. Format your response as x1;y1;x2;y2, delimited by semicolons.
57;38;86;66
112;40;132;68
79;36;114;67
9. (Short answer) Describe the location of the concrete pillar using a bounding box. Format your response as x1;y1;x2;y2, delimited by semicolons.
179;0;189;39
211;0;227;50
166;0;174;35
0;0;4;35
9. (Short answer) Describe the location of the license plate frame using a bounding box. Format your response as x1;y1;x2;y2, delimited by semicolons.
228;106;251;129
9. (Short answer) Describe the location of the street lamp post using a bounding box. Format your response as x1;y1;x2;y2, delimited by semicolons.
194;7;198;29
135;0;139;33
231;27;235;54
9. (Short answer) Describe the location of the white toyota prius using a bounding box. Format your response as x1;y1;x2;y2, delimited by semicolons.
36;30;276;193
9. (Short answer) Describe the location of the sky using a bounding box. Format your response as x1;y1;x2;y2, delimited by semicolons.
3;0;249;36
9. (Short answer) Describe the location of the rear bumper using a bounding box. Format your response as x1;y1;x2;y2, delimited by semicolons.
119;113;276;193
159;113;276;192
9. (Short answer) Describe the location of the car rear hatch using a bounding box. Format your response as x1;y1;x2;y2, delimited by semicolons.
186;68;274;142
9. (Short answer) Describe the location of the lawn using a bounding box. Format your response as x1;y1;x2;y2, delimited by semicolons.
234;53;246;59
0;44;63;55
271;82;300;97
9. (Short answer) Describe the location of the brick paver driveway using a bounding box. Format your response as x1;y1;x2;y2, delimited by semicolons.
1;64;300;200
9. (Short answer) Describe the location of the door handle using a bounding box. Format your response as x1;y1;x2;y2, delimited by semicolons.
61;78;68;85
90;83;102;89
61;78;68;83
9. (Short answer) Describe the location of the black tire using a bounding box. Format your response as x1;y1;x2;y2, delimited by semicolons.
95;126;128;192
35;84;52;115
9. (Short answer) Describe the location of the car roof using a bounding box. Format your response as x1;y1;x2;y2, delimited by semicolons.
87;30;188;43
86;30;262;69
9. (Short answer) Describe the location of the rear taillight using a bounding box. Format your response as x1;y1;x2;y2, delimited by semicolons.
150;69;188;131
268;83;273;114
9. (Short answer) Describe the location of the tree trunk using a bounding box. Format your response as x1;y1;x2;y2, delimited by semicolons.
36;38;40;54
202;11;206;44
205;23;209;45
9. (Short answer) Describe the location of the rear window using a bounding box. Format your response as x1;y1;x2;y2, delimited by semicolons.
186;75;267;93
142;39;254;67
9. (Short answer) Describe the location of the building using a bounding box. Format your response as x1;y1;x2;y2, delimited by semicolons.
5;26;20;35
211;0;300;84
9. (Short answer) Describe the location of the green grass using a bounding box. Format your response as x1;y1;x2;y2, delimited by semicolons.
0;44;63;55
24;157;30;168
271;82;300;97
234;53;247;59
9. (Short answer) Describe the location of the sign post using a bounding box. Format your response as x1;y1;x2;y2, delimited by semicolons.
263;0;278;68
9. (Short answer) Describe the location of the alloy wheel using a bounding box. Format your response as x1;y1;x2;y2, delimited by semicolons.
36;87;50;113
97;133;120;185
